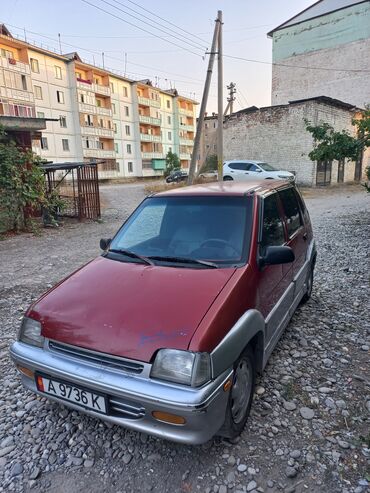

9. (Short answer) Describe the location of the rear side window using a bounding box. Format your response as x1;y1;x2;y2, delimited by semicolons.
278;188;303;237
228;162;249;171
261;194;285;248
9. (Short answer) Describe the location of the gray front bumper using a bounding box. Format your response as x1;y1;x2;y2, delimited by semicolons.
10;341;232;445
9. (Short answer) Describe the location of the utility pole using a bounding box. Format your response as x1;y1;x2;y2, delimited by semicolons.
102;52;105;69
187;13;221;185
227;82;236;115
217;10;223;182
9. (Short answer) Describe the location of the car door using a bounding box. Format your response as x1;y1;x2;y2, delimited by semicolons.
228;162;251;181
278;187;307;306
247;163;264;179
255;192;291;348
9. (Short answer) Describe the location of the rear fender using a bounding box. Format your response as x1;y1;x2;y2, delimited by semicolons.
210;309;265;378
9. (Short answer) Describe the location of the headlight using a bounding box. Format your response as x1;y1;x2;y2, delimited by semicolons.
18;317;44;347
150;349;211;387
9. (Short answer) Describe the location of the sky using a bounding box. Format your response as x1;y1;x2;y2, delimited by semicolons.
1;0;313;112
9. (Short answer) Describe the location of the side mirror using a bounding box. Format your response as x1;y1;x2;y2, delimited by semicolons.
255;168;262;173
100;238;111;250
260;245;295;267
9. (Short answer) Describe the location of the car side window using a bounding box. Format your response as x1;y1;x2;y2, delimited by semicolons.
278;188;303;237
229;162;248;171
248;164;259;172
261;194;285;249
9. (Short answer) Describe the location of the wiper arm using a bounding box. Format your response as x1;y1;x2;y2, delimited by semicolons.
108;248;154;266
148;255;218;269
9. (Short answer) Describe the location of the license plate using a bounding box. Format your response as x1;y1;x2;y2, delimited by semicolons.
36;375;107;414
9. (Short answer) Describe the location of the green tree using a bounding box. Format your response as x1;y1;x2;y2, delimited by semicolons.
203;154;218;172
164;150;180;177
305;108;370;191
0;126;59;232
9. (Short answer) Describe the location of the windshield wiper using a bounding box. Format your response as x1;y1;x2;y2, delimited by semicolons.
148;255;218;269
108;248;154;266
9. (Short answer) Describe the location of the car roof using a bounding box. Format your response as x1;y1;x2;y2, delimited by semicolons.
155;180;293;198
224;160;266;164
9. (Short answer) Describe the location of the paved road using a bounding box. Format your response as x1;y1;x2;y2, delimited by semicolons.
0;183;369;493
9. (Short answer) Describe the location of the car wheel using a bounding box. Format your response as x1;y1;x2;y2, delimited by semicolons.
218;345;256;439
223;176;233;181
301;265;314;304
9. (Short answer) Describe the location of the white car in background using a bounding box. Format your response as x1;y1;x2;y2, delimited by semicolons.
223;160;295;182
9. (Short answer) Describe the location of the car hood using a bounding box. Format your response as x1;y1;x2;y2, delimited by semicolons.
29;256;236;362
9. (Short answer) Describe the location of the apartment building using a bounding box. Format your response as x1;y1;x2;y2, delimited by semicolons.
0;24;197;179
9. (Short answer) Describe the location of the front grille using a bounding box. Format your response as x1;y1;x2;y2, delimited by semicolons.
108;396;145;419
49;341;144;375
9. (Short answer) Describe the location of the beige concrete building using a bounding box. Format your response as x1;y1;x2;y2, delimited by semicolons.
0;24;197;179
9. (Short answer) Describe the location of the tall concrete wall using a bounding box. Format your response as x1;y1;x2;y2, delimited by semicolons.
223;100;363;186
271;2;370;108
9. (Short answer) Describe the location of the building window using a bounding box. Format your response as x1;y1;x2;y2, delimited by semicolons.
123;86;128;97
128;161;133;173
110;82;114;92
114;143;118;153
167;115;171;124
111;103;116;114
76;71;82;79
113;123;117;133
55;66;62;79
126;144;132;154
20;75;27;91
34;85;43;100
86;114;93;126
96;99;101;107
166;100;170;109
125;125;130;136
1;48;14;58
62;139;69;151
60;116;67;128
56;90;64;104
124;106;129;117
41;137;48;150
37;111;45;118
79;93;85;103
205;123;208;129
30;58;39;73
168;131;172;140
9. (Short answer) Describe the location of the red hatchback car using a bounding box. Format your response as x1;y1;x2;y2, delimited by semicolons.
11;180;316;444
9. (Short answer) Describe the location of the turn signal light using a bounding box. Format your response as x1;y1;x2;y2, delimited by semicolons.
16;365;34;379
152;411;186;425
223;379;232;392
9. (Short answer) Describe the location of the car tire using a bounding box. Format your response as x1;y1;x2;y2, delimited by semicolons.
300;264;314;304
223;176;233;181
218;345;256;439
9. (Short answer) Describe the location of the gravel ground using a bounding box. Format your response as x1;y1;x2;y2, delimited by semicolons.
0;183;369;493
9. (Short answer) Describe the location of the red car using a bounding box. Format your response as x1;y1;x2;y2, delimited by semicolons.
11;180;316;444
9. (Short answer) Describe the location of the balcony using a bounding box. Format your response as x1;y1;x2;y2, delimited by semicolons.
96;106;112;117
180;153;192;160
81;126;114;138
138;96;161;108
83;148;116;159
92;83;111;96
140;133;161;142
142;152;164;159
179;138;193;146
179;124;194;132
139;115;161;126
0;86;34;103
0;56;30;74
179;108;194;117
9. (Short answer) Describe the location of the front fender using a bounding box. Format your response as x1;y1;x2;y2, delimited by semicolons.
210;309;265;378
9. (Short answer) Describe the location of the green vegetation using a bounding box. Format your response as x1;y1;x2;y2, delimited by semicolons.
164;150;180;178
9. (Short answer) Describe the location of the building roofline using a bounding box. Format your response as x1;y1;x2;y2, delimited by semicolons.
267;0;368;36
0;33;70;62
227;96;362;120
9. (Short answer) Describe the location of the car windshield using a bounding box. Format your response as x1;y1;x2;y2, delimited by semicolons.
258;162;277;172
109;195;253;267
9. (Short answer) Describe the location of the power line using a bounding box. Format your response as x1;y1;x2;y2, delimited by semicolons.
108;0;208;49
224;53;370;74
79;0;205;58
5;23;210;87
121;0;210;45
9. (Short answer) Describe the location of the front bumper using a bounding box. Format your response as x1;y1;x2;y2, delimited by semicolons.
10;341;232;445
